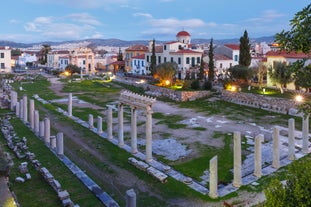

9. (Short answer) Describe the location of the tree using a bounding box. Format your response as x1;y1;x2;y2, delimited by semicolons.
251;61;267;89
268;62;293;93
239;30;251;67
117;47;123;61
198;54;205;80
275;4;311;54
228;65;253;83
208;38;215;82
65;64;81;76
150;39;157;76
289;60;311;92
39;44;51;65
264;159;311;207
154;62;177;85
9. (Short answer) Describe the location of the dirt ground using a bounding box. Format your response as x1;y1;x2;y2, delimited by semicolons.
46;76;266;206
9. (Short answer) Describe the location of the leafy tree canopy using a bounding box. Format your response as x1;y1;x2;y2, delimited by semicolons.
154;62;177;85
264;159;311;207
65;64;81;76
268;61;293;93
275;4;311;54
228;64;253;82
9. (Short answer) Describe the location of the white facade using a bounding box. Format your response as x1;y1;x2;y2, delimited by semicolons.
131;54;146;75
18;52;37;66
145;31;203;79
58;56;70;70
0;46;12;73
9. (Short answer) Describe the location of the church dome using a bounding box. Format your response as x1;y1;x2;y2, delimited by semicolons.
176;30;191;37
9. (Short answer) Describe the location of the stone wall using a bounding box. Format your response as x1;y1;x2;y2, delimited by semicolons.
113;78;210;102
221;90;300;115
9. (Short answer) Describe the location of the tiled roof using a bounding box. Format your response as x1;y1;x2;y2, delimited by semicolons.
132;54;145;59
52;50;70;54
171;49;202;54
176;30;191;36
125;44;148;51
155;46;163;53
265;50;311;59
165;41;179;45
110;60;125;65
214;54;231;60
224;44;240;50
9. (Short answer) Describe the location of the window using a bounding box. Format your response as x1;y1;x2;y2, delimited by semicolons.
171;57;173;62
158;56;161;64
0;63;4;69
164;45;167;50
178;57;181;64
197;57;200;64
83;60;86;65
230;63;232;67
164;57;166;62
191;57;195;67
134;60;136;65
142;61;144;67
220;63;223;68
146;55;149;62
186;57;190;64
234;55;238;62
0;53;4;58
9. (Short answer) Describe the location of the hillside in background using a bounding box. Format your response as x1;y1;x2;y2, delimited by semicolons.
0;36;275;48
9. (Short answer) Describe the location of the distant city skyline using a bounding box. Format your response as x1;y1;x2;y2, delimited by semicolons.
1;0;310;43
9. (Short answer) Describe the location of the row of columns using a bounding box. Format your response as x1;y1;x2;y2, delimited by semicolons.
11;93;64;157
209;117;310;199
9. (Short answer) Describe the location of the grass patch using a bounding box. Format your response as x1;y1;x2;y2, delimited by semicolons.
153;112;187;129
172;132;233;185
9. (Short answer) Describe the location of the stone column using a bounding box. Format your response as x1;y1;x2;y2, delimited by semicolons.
209;156;218;199
29;99;35;129
302;115;309;154
39;121;45;138
145;107;153;162
97;116;103;134
56;132;64;156
118;103;124;147
15;102;20;117
23;95;27;123
131;107;138;154
10;91;17;111
34;110;40;136
254;134;264;178
272;127;280;169
107;106;113;140
126;189;136;207
88;114;94;129
20;99;23;120
68;93;72;117
44;117;50;145
288;118;296;160
233;131;242;187
50;136;56;150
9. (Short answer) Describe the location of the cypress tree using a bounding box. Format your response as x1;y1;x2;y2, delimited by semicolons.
150;39;157;76
198;54;205;80
208;38;215;82
239;30;251;67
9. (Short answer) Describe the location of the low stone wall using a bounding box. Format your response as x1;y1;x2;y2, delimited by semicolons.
221;90;299;115
113;78;210;102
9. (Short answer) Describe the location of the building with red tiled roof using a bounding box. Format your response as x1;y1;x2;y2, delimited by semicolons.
144;30;203;78
266;50;311;90
125;44;149;72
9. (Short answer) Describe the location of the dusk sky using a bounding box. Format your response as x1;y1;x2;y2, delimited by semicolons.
1;0;310;43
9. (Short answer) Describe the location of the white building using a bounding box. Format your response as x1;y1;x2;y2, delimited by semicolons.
131;54;146;75
47;50;70;68
145;30;203;79
0;46;12;73
18;52;37;67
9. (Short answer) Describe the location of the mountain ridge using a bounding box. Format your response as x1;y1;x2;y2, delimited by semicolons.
0;36;275;48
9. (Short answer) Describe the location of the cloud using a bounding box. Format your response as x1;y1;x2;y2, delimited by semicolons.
9;19;19;24
133;13;153;18
23;13;104;41
66;13;102;26
244;10;285;23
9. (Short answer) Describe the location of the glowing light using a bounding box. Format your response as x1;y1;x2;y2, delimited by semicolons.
64;71;70;76
231;86;237;91
295;95;303;102
262;88;266;94
165;80;170;86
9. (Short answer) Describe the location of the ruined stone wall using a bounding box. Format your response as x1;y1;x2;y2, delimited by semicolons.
113;78;210;102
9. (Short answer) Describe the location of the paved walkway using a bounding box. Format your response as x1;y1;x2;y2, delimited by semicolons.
34;94;311;199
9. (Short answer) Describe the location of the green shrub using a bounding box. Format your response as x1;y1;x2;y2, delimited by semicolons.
190;79;200;90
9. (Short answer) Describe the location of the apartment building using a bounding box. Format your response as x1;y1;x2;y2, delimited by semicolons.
0;46;12;73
